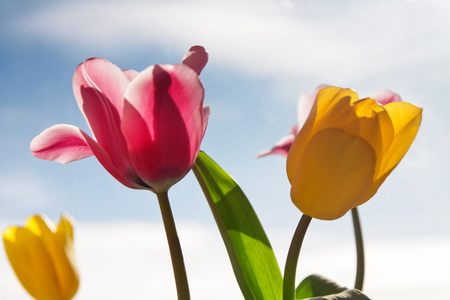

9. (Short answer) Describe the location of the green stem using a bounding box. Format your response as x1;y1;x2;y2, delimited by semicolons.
351;207;365;291
283;214;312;300
156;191;190;300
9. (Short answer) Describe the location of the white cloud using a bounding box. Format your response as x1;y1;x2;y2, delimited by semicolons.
0;221;447;299
11;0;450;83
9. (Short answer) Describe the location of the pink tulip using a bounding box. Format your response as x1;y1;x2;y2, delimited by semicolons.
31;46;210;193
257;86;401;158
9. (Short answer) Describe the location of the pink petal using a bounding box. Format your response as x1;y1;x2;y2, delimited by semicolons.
30;125;147;190
72;58;132;175
78;130;149;190
123;69;139;81
257;134;296;158
371;89;402;105
122;64;205;192
73;58;130;120
182;45;209;75
30;124;93;164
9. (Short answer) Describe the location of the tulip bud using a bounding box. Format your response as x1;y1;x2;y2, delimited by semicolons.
3;214;79;300
287;87;422;220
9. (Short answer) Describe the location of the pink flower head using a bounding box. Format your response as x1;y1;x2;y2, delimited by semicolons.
31;46;210;193
257;86;401;158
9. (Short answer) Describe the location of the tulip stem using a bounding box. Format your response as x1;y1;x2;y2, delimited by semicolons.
351;207;365;291
157;191;190;300
283;214;312;300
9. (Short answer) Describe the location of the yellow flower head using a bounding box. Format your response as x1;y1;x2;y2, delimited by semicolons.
286;87;422;220
3;214;79;300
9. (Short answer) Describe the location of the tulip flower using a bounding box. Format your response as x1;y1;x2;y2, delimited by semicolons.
286;86;422;220
257;85;402;158
30;46;210;193
3;214;78;300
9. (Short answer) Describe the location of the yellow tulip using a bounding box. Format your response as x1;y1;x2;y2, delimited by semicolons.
3;214;79;300
286;86;422;220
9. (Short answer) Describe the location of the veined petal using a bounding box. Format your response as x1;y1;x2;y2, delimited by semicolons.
290;128;376;220
287;127;311;184
314;87;359;123
352;98;392;176
357;102;422;205
354;98;395;155
30;124;94;164
321;96;360;134
378;102;423;180
73;58;129;119
286;87;358;184
3;226;61;300
287;88;359;183
78;130;149;190
297;84;329;129
122;64;205;192
182;45;209;75
73;58;131;172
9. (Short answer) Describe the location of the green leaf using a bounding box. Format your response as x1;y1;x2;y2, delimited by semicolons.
296;274;347;299
193;151;282;300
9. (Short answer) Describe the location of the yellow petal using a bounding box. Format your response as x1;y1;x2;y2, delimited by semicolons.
357;102;423;205
3;227;62;300
287;125;313;184
290;128;376;220
4;215;79;300
352;98;394;177
320;95;360;133
27;215;79;300
56;214;79;300
57;214;74;246
378;102;423;179
358;168;393;206
25;215;56;244
314;87;359;120
287;87;359;183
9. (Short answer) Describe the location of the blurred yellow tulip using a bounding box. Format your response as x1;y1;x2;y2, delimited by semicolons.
286;87;422;220
3;214;79;300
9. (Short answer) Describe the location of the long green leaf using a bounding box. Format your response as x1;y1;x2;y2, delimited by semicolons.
193;151;282;300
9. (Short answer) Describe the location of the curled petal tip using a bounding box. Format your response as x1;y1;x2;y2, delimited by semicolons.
182;45;209;75
30;124;94;164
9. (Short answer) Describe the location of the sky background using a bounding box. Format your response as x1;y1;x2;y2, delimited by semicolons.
0;0;449;299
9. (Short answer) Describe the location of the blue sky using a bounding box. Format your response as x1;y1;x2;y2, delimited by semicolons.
0;0;449;299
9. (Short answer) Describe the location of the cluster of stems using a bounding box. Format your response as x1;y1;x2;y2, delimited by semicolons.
157;190;365;300
282;208;365;300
